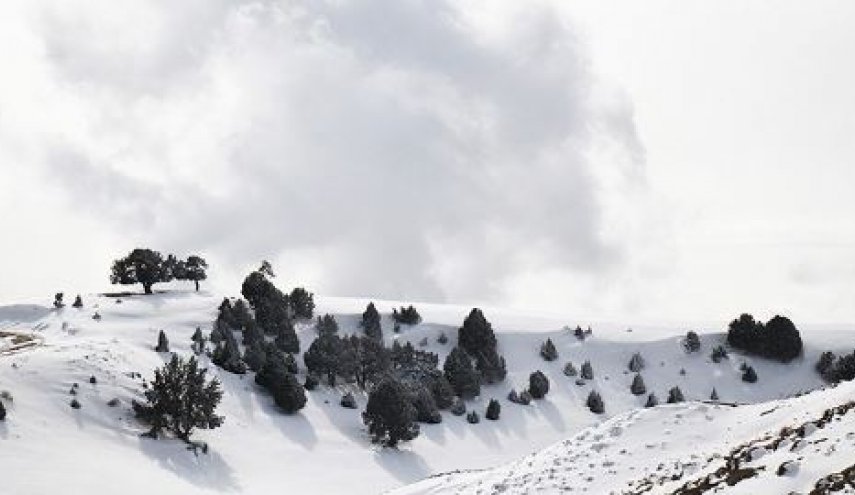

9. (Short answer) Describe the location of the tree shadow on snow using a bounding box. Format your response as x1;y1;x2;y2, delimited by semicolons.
535;399;567;433
138;436;241;492
372;446;432;484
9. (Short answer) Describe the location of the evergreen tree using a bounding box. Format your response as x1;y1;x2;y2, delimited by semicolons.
361;302;382;342
711;345;728;363
212;336;247;374
645;393;659;408
437;332;449;345
409;384;442;424
72;295;83;308
363;377;420;447
110;249;171;294
727;314;802;362
273;317;300;354
563;361;577;377
458;308;497;357
667;386;685;403
466;411;480;424
304;334;349;386
289;287;315;319
132;355;223;441
304;374;319;391
428;374;457;410
485;399;500;420
580;360;594;380
586;390;605;414
191;327;205;355
475;349;507;384
443;347;480;399
341;392;357;409
710;388;719;401
350;335;391;389
243;339;267;372
155;330;170;353
540;338;558;361
255;358;307;414
53;292;64;309
316;314;339;337
450;398;466;416
683;331;701;353
0;400;5;420
392;305;422;325
630;373;646;395
528;370;550;399
741;365;758;383
242;319;263;346
628;352;645;372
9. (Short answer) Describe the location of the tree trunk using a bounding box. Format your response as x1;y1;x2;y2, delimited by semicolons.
143;283;153;295
194;279;200;292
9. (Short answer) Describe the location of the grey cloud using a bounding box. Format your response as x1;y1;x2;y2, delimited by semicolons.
32;0;645;303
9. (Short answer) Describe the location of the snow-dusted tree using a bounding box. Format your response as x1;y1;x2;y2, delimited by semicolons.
528;370;550;399
628;352;645;372
586;390;605;414
443;347;480;399
361;302;382;342
630;373;646;395
667;386;685;403
580;360;594;380
363;377;420;447
540;338;558;361
155;330;169;353
133;355;223;441
289;287;315;319
485;399;501;420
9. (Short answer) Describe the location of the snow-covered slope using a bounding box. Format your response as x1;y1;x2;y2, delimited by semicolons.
0;290;852;494
394;379;855;494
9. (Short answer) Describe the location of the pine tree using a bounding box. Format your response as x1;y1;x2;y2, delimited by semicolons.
305;334;348;386
0;400;6;420
563;361;577;377
341;392;357;409
540;338;558;361
191;327;206;355
132;355;223;441
443;347;480;399
392;305;422;325
742;365;758;383
580;360;594;380
711;345;728;363
212;335;247;375
475;349;507;384
485;399;501;420
155;330;170;353
243;339;267;372
255;357;307;414
683;331;701;353
289;287;315;319
361;302;382;342
710;388;719;401
428;374;456;410
630;373;646;395
437;332;449;345
53;292;64;309
363;377;420;447
274;318;300;354
628;352;645;372
316;314;339;337
72;295;83;308
645;393;659;408
350;335;391;389
667;386;685;403
458;308;497;357
466;411;480;424
586;390;605;414
409;384;442;424
528;370;550;399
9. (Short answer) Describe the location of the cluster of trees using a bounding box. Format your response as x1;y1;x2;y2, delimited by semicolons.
816;350;855;383
392;306;422;326
442;309;507;402
727;314;803;362
111;249;208;294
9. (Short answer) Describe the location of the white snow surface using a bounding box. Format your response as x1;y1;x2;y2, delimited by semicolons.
0;289;853;494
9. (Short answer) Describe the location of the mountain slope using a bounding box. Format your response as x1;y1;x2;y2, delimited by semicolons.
0;290;851;494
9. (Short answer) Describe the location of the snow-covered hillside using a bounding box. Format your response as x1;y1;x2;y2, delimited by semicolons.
0;289;852;494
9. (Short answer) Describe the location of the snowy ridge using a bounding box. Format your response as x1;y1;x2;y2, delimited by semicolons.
0;290;852;494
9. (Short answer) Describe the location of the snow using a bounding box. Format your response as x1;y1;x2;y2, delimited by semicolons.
0;289;853;494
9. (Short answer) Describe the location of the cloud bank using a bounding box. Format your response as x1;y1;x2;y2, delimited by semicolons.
0;0;645;304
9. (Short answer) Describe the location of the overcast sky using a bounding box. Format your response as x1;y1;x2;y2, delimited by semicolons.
1;0;853;325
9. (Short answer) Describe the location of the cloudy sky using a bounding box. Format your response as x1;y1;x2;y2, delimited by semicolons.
1;0;853;325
